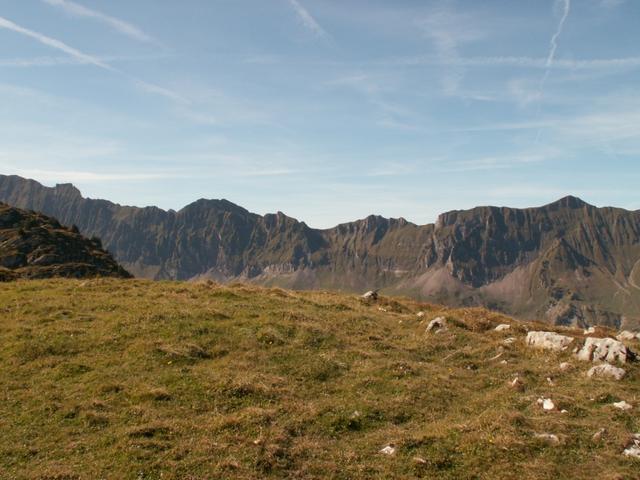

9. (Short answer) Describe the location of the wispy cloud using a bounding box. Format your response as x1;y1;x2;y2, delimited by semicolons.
0;15;184;103
419;6;485;96
0;15;112;70
393;55;640;70
287;0;329;38
42;0;158;45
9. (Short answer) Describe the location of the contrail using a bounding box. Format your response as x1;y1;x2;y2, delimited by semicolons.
0;15;186;103
540;0;571;92
287;0;329;38
536;0;571;142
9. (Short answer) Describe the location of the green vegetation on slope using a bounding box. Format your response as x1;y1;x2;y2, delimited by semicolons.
0;279;639;479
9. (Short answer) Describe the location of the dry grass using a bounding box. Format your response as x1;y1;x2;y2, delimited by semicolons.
0;279;639;479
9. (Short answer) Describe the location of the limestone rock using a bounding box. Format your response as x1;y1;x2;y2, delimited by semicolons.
613;401;633;411
576;337;632;364
537;397;556;411
426;317;446;333
526;331;574;352
379;445;396;455
362;290;378;301
587;364;626;380
495;324;511;332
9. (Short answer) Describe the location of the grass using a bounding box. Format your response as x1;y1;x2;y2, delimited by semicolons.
0;279;639;479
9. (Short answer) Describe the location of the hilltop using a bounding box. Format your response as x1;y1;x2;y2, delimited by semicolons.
0;202;131;281
1;175;640;328
0;279;639;479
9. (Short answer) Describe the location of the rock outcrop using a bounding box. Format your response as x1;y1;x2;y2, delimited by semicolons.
576;338;633;364
0;203;130;280
526;331;574;352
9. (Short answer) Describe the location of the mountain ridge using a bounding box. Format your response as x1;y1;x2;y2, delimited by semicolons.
1;174;639;328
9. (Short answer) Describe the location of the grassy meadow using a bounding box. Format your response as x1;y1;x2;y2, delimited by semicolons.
0;279;639;479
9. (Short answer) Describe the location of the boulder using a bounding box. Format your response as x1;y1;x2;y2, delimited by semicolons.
426;317;446;333
495;324;511;332
576;337;632;364
587;364;626;380
526;331;574;352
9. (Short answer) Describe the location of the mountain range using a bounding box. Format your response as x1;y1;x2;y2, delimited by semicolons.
1;174;639;328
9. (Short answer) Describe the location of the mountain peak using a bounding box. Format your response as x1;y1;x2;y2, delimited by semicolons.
546;195;591;210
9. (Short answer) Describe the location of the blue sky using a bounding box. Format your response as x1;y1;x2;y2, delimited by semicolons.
0;0;638;228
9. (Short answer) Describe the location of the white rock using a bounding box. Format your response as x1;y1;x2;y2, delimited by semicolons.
362;290;378;301
559;362;572;371
526;331;574;352
576;337;631;364
378;307;388;312
510;377;524;390
537;397;556;411
613;401;633;411
495;324;511;332
379;445;396;455
416;311;425;318
534;433;560;444
584;326;596;335
587;364;626;380
617;331;638;342
426;317;446;333
503;337;516;345
623;445;640;459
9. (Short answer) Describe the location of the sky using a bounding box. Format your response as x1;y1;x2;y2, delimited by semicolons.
0;0;639;228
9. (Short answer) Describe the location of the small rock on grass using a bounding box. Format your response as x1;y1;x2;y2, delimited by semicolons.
613;401;633;411
537;398;556;411
534;433;560;445
495;324;511;332
380;445;396;456
559;362;572;371
426;317;446;333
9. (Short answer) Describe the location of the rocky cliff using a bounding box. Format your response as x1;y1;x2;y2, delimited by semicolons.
1;174;638;328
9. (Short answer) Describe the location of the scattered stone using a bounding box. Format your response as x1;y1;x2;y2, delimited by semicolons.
613;401;633;411
378;307;388;312
362;290;378;301
559;362;572;371
592;428;606;443
500;359;508;365
587;364;626;380
380;445;396;456
534;433;560;444
546;377;555;386
537;397;556;411
416;311;425;318
624;444;640;459
413;456;428;465
495;324;511;332
503;337;516;345
584;326;596;335
526;331;574;352
617;331;638;342
510;377;525;391
426;317;446;333
576;337;632;364
560;409;568;414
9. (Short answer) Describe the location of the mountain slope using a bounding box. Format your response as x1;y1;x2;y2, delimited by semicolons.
1;174;639;328
0;201;131;280
1;279;639;479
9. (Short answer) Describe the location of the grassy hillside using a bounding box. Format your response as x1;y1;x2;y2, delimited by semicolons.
0;279;639;479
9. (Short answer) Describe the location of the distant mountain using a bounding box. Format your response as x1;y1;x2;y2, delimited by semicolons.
0;201;131;281
1;174;639;328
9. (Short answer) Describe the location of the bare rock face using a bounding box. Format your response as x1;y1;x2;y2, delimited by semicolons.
587;364;626;380
576;338;632;364
526;331;574;352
